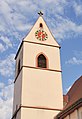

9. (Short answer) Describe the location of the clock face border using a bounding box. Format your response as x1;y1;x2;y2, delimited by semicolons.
35;30;48;41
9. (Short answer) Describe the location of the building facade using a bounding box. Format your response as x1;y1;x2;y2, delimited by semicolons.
11;13;63;119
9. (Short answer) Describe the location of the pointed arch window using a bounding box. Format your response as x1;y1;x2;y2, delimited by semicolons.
37;54;47;68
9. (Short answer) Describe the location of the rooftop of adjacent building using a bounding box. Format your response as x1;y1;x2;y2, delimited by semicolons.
55;75;82;119
64;75;82;109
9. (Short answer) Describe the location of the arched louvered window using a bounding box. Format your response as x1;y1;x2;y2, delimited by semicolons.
18;60;20;74
38;54;47;68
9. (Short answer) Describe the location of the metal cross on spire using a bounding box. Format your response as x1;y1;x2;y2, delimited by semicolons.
38;11;43;16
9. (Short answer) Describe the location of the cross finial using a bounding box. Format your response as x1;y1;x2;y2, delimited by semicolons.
38;11;43;16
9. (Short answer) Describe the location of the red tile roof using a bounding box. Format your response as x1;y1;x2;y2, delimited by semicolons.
64;76;82;109
55;76;82;119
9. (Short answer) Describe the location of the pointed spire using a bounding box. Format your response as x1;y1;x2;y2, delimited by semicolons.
38;11;43;16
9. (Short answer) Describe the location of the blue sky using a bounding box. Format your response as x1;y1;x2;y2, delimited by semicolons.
0;0;82;119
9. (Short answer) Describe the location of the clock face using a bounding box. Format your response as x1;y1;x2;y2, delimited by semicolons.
35;30;48;41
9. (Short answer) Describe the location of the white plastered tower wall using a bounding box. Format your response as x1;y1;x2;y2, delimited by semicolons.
12;15;63;119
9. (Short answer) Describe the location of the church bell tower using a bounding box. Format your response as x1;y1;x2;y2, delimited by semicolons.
12;12;63;119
